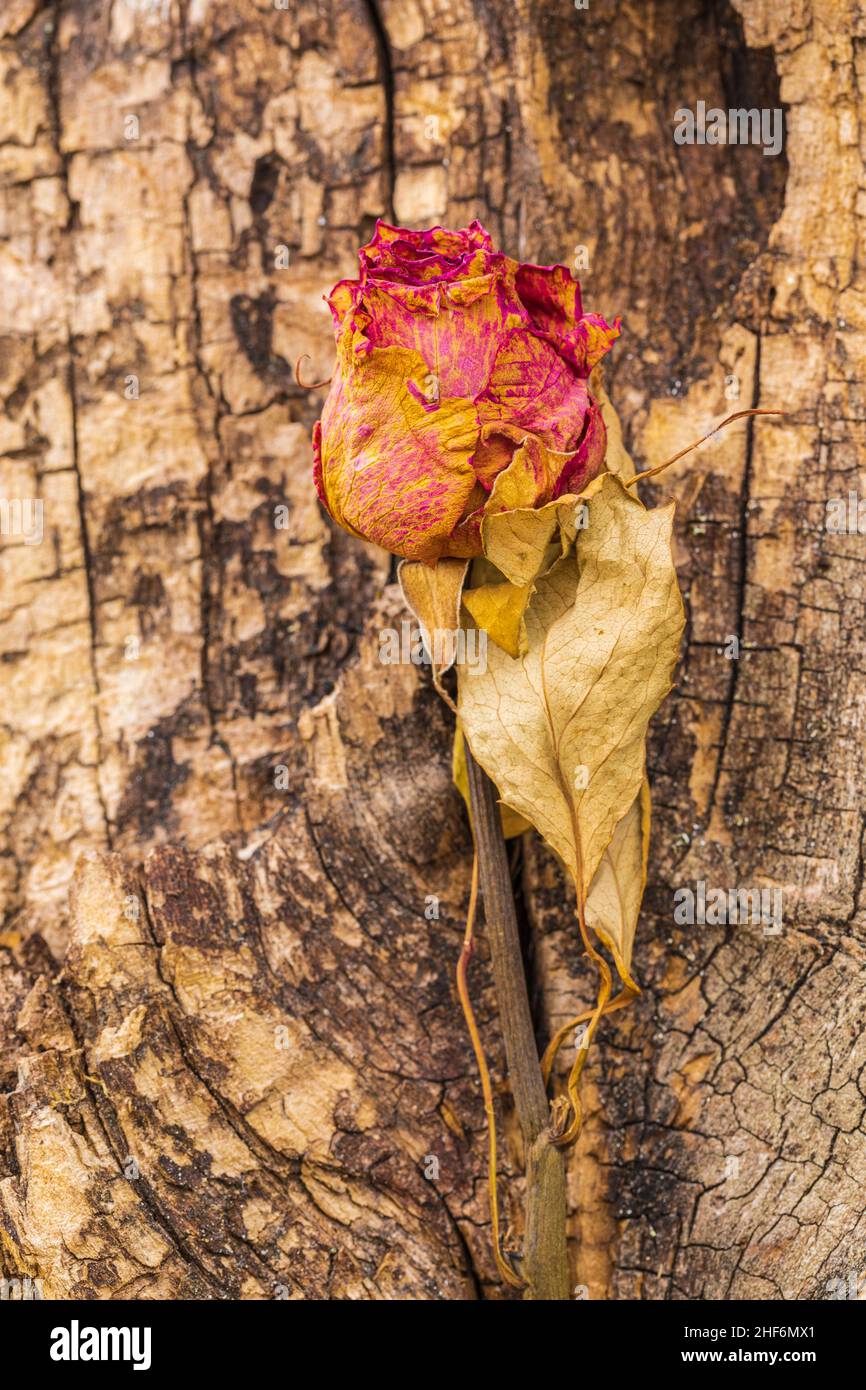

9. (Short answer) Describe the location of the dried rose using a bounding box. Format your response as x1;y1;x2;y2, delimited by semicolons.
313;221;620;564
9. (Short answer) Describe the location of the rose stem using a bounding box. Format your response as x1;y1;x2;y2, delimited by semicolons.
456;851;525;1291
464;744;570;1301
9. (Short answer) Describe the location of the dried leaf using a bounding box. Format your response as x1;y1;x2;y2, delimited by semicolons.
479;472;609;590
452;725;531;839
464;477;606;656
584;779;650;989
398;557;469;680
481;492;580;587
461;580;533;659
457;472;683;901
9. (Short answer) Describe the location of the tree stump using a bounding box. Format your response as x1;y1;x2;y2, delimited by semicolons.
1;0;864;1300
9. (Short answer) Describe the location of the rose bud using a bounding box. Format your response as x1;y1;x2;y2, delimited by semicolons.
313;221;620;565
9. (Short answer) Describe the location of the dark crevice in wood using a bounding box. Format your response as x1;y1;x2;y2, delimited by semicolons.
362;0;397;222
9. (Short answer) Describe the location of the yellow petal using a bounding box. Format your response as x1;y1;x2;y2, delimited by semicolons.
318;345;479;563
461;580;532;658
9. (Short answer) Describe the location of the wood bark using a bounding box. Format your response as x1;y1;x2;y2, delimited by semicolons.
1;0;865;1300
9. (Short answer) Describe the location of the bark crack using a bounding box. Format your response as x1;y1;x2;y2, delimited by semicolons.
46;0;113;849
363;0;397;221
706;327;762;826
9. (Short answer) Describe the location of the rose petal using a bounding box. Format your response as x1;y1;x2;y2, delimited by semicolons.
317;345;481;564
361;220;493;284
345;269;522;399
313;222;621;564
564;313;623;376
555;395;608;496
477;328;591;453
312;420;330;512
485;435;557;512
515;262;621;376
516;261;583;332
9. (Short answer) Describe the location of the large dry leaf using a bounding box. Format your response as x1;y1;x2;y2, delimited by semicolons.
584;779;650;988
398;557;469;679
457;473;683;899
